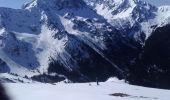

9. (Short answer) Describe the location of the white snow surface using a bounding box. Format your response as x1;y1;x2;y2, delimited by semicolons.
4;80;170;100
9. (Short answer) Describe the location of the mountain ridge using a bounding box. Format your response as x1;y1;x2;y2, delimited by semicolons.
0;0;170;88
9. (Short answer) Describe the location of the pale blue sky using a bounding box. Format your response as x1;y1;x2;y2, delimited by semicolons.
0;0;170;9
0;0;30;9
144;0;170;6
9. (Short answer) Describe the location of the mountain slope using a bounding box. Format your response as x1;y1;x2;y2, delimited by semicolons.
128;24;170;89
0;0;170;88
0;0;126;81
85;0;170;38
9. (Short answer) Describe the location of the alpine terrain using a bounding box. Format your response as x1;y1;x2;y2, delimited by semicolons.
0;0;170;89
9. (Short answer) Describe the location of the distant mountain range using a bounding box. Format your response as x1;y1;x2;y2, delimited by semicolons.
0;0;170;89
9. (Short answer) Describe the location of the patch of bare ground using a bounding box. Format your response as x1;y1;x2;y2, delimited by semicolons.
109;93;130;97
109;93;158;99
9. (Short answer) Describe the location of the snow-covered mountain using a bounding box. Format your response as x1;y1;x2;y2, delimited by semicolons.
85;0;170;38
0;0;170;88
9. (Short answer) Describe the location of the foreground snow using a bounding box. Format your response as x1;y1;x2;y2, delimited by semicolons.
3;79;170;100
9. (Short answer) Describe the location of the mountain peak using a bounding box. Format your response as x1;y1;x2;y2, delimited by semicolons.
85;0;157;24
24;0;86;10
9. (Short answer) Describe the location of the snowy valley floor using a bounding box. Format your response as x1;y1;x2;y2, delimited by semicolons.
3;79;170;100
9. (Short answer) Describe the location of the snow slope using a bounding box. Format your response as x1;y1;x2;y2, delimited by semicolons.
0;73;38;83
4;80;170;100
